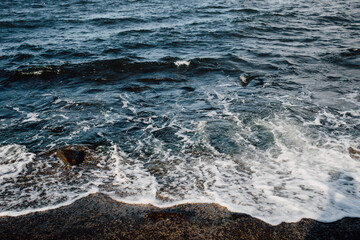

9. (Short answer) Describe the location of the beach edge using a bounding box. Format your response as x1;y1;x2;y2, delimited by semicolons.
1;193;359;240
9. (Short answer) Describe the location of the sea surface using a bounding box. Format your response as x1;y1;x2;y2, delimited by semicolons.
0;0;360;224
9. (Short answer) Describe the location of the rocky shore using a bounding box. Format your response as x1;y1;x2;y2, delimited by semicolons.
0;193;359;240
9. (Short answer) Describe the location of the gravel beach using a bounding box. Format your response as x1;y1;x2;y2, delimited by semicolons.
1;193;359;240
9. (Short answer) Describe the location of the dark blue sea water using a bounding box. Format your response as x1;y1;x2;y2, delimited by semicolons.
0;0;360;224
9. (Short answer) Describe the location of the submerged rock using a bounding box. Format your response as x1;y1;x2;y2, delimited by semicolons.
182;86;195;92
239;73;263;86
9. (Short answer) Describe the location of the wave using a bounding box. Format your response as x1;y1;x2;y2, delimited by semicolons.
1;108;359;224
0;57;243;85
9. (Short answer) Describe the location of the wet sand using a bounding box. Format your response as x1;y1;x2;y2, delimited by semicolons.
0;193;359;240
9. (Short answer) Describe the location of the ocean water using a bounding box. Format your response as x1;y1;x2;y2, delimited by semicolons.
0;0;360;224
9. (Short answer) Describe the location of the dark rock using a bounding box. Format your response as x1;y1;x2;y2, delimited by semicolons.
348;147;360;159
37;145;99;167
145;210;192;220
56;146;87;165
240;73;257;86
239;73;264;87
0;193;359;240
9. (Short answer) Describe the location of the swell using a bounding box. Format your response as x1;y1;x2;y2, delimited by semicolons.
0;57;247;86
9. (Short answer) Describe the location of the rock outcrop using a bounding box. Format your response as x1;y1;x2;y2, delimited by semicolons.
54;145;94;165
349;146;360;160
56;148;85;165
0;193;359;240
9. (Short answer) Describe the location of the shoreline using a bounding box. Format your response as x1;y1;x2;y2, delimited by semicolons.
1;193;359;240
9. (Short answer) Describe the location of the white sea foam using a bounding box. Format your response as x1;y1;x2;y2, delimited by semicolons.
174;60;190;67
9;107;41;123
120;93;137;114
98;113;359;224
0;189;98;217
0;144;35;181
22;112;40;123
109;145;158;201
